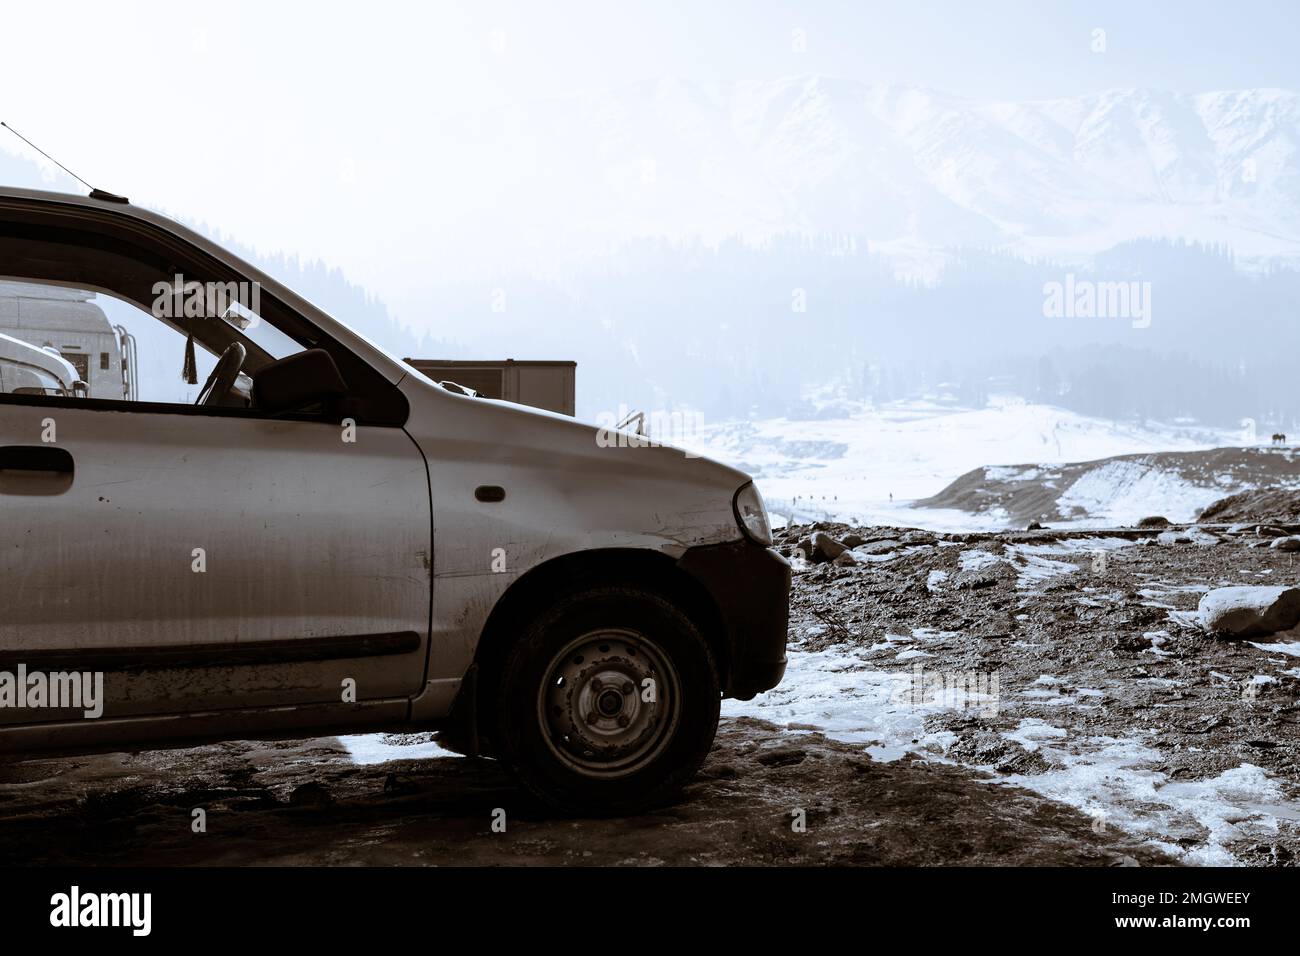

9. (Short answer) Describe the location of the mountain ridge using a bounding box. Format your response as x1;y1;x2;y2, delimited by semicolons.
432;75;1300;274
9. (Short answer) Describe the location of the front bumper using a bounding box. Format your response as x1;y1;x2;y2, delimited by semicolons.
677;539;790;700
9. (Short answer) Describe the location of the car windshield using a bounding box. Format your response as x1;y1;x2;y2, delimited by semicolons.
219;301;305;361
1;358;68;396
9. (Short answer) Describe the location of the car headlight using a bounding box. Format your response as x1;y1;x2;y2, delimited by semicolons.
732;481;773;546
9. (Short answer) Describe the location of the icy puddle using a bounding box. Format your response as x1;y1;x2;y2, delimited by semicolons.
725;634;1300;865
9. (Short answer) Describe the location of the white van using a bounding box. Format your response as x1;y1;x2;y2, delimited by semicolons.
0;187;789;814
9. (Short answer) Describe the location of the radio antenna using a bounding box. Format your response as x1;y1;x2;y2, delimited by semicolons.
0;121;128;202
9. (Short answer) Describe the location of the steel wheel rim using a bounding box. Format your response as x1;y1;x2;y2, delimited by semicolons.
537;627;682;779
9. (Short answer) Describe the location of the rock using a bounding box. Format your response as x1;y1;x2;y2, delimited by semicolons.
952;562;1017;591
755;744;807;767
382;773;421;795
947;731;1052;775
795;536;813;560
1198;586;1300;638
1114;605;1170;629
809;531;848;562
833;550;858;567
1270;536;1300;552
1026;521;1045;531
841;533;866;548
1137;516;1171;528
1258;526;1288;537
1157;528;1218;547
900;529;938;545
699;763;739;780
856;539;901;555
289;782;334;809
1112;633;1153;653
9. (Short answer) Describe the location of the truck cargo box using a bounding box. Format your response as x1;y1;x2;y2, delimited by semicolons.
403;358;575;416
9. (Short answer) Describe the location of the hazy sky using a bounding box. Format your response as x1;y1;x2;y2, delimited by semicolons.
2;0;1297;331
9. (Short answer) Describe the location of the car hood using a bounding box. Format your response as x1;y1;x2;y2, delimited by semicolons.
399;374;753;554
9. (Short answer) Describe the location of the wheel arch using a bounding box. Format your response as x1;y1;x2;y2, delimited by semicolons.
466;547;728;754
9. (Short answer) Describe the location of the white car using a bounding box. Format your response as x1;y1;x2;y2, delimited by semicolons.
0;187;789;814
0;330;85;398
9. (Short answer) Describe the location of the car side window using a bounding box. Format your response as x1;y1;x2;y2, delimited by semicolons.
0;279;217;404
0;278;304;409
0;203;409;425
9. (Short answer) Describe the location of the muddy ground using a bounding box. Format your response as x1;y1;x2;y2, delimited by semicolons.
0;717;1164;867
770;519;1300;866
1;520;1297;866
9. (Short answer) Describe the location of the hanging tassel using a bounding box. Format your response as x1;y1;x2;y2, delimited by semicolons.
182;332;198;385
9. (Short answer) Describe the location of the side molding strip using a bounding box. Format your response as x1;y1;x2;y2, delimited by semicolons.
0;631;422;672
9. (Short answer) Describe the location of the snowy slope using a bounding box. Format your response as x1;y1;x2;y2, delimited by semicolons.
921;446;1300;527
678;395;1240;530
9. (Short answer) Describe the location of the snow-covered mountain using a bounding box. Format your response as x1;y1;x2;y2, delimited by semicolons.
10;76;1300;279
439;77;1300;274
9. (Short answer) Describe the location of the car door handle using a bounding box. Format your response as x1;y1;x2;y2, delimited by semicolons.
475;484;506;502
0;445;75;474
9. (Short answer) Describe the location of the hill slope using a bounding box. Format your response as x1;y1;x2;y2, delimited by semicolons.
681;396;1237;529
917;446;1300;526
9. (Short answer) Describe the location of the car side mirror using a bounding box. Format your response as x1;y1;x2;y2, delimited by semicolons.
252;348;349;416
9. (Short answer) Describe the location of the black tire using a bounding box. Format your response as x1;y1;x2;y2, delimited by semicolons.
496;586;720;815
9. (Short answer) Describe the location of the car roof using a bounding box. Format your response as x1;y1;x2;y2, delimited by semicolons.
0;187;413;386
0;330;80;386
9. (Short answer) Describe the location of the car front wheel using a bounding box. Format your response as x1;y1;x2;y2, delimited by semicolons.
496;586;721;815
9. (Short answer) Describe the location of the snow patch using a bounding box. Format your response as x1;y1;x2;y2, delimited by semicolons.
1056;460;1226;525
728;642;1300;864
997;723;1298;866
339;733;460;765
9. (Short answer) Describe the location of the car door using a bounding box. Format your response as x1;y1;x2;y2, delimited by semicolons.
0;393;432;736
0;210;433;746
